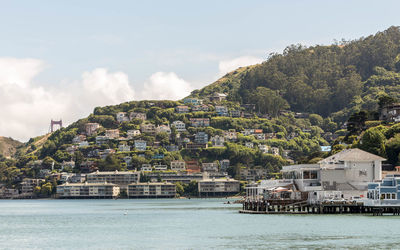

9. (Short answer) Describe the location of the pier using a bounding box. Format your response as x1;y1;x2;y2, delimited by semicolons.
240;199;400;216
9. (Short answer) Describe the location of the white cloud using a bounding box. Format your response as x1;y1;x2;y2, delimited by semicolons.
139;72;193;100
0;59;136;142
218;56;263;76
0;58;194;142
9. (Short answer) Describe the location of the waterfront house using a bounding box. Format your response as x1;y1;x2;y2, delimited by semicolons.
127;182;176;198
21;178;44;197
57;182;120;198
85;123;100;136
198;178;239;196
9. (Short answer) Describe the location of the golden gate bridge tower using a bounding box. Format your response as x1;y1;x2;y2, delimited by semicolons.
49;119;63;133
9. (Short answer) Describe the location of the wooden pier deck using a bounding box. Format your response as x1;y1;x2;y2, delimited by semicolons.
241;200;400;216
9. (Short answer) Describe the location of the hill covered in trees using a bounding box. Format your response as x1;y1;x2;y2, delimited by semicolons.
192;26;400;122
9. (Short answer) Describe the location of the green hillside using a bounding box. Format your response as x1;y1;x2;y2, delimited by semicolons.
192;26;400;122
3;26;400;193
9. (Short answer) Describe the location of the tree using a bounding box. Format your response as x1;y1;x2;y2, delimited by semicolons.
98;154;121;171
175;182;184;196
358;127;386;157
309;114;323;127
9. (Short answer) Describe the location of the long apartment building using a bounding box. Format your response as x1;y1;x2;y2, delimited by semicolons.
198;178;240;196
86;170;140;191
57;182;120;198
127;182;176;198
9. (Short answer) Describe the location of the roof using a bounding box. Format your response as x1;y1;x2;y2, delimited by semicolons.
319;148;386;164
87;171;139;176
128;182;174;186
60;182;117;187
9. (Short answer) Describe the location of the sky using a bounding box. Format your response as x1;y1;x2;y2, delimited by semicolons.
1;0;400;142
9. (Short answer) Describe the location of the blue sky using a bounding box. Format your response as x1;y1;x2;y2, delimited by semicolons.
0;0;399;141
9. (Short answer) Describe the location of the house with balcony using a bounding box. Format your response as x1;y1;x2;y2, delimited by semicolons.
141;164;152;171
223;129;237;141
175;105;190;113
72;135;86;144
116;112;129;123
191;104;209;112
134;140;147;151
202;162;219;173
209;93;227;102
258;144;269;154
156;124;171;134
127;129;141;139
365;175;400;206
245;142;254;148
198;177;239;196
230;109;241;118
96;136;108;145
183;98;202;105
127;182;176;198
171;121;186;132
215;105;228;116
379;103;400;122
118;143;131;152
194;131;208;144
57;182;120;198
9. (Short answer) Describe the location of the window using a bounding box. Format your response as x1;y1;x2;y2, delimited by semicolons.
392;193;396;199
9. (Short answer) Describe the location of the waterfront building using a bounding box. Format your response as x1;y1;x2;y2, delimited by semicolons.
127;182;176;198
86;170;140;190
365;175;400;206
57;182;120;198
0;187;19;199
21;178;44;196
198;178;240;196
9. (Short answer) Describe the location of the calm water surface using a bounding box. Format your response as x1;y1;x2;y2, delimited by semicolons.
0;199;400;249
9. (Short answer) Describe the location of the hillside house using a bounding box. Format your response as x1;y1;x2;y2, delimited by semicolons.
210;93;227;102
85;123;100;136
223;129;237;141
171;121;186;132
140;123;156;134
96;136;108;145
72;135;86;144
127;129;141;139
258;144;270;154
220;159;230;172
185;160;201;173
130;112;147;121
190;118;210;127
210;135;225;147
134;140;147;151
245;142;254;148
78;141;89;147
156;124;171;134
171;161;186;171
116;112;129;123
185;143;208;150
215;105;228;116
380;103;400;122
202;162;219;173
230;110;241;118
105;129;119;139
194;132;209;144
183;98;202;105
175;105;190;113
254;133;266;140
154;165;168;171
265;133;277;140
192;104;209;112
270;147;280;155
141;164;152;171
118;143;131;152
166;145;179;152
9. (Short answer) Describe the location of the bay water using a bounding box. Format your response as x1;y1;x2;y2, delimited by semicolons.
0;199;399;249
